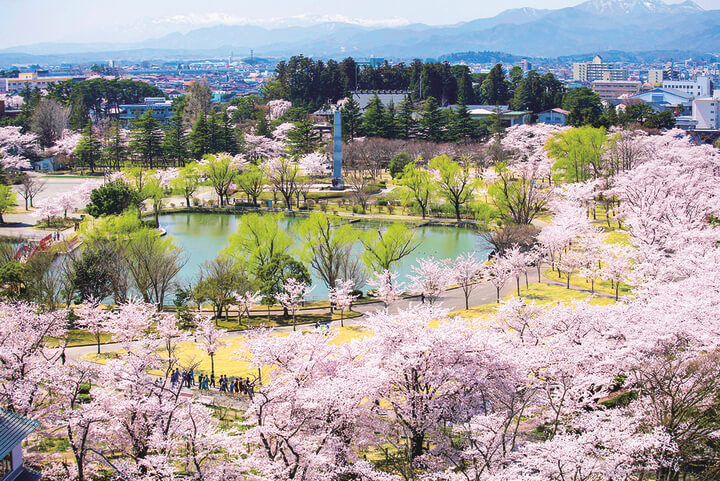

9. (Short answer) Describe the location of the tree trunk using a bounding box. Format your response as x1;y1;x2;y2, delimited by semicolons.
409;433;425;461
516;276;520;297
454;202;461;222
210;353;215;378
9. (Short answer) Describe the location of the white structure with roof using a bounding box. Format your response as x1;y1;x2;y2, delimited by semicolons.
663;76;713;98
692;97;719;130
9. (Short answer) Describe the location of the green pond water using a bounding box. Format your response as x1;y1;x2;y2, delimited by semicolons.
159;212;492;300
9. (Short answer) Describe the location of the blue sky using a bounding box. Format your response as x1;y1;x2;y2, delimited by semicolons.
1;0;718;48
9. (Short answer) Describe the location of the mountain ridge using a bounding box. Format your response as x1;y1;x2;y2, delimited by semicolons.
0;0;718;61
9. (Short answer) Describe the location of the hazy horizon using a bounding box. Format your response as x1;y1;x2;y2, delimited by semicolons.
2;0;718;50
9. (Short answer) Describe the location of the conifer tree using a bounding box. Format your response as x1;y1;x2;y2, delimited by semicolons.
362;95;388;138
163;114;188;167
68;95;90;131
75;121;102;173
395;98;416;140
286;120;322;158
188;114;210;160
103;120;126;171
129;110;163;168
420;97;445;142
341;96;362;141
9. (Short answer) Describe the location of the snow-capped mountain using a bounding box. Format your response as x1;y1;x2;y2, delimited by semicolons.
576;0;703;16
0;0;717;61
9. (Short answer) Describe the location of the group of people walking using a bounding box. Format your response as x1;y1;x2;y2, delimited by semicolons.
170;368;255;396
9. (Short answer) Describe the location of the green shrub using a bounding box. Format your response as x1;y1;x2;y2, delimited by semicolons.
600;390;638;409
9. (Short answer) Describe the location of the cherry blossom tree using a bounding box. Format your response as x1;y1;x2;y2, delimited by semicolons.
368;269;403;307
233;290;262;326
409;257;449;304
195;314;227;378
504;245;530;296
277;277;314;331
448;252;485;310
486;256;512;303
0;301;67;416
328;279;358;327
298;152;331;177
74;298;110;354
267;100;292;121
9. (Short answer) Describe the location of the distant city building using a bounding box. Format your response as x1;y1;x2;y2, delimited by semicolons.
351;90;411;111
0;409;42;481
467;105;530;127
692;97;719;130
629;88;692;110
573;56;629;82
537;108;569;125
0;72;85;94
647;69;665;85
591;80;642;102
521;59;532;72
663;76;713;98
117;97;174;127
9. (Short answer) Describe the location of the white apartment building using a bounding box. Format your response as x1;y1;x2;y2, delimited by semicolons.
663;76;712;98
692;97;719;130
573;56;629;82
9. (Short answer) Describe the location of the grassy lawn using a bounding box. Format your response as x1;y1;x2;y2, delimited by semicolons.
85;325;372;379
451;281;615;319
47;329;113;348
602;228;631;245
544;269;632;297
84;282;618;378
216;311;360;330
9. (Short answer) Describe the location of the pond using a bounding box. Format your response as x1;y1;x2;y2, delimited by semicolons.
159;212;492;301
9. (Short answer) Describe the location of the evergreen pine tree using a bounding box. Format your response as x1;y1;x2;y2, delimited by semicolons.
103;120;126;171
420;97;446;142
479;64;510;105
362;95;388;138
219;108;239;155
68;95;90;131
188;114;210;160
286;120;322;158
384;100;397;139
207;110;220;153
341;96;362;141
449;104;476;141
129;110;164;168
255;110;271;137
75;121;102;173
162;114;188;167
395;98;416;140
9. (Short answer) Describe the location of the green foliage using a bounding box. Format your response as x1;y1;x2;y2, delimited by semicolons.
0;261;25;298
163;113;188;166
428;155;475;221
256;254;310;307
129;110;164;168
103;120;126;170
360;223;419;271
188;114;210;160
224;213;293;273
479;64;510;105
362;95;390;138
389;153;412;179
47;78;162;120
85;181;140;217
599;390;639;409
341;96;363;141
286;120;322;158
235;165;266;206
547;126;607;183
74;121;102;173
562;87;603;127
0;185;16;224
400;162;433;219
420;97;446;142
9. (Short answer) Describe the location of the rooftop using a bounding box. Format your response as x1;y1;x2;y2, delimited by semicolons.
0;409;39;460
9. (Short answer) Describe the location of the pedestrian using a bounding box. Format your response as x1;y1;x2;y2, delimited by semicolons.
189;369;195;386
210;373;215;388
60;350;66;365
